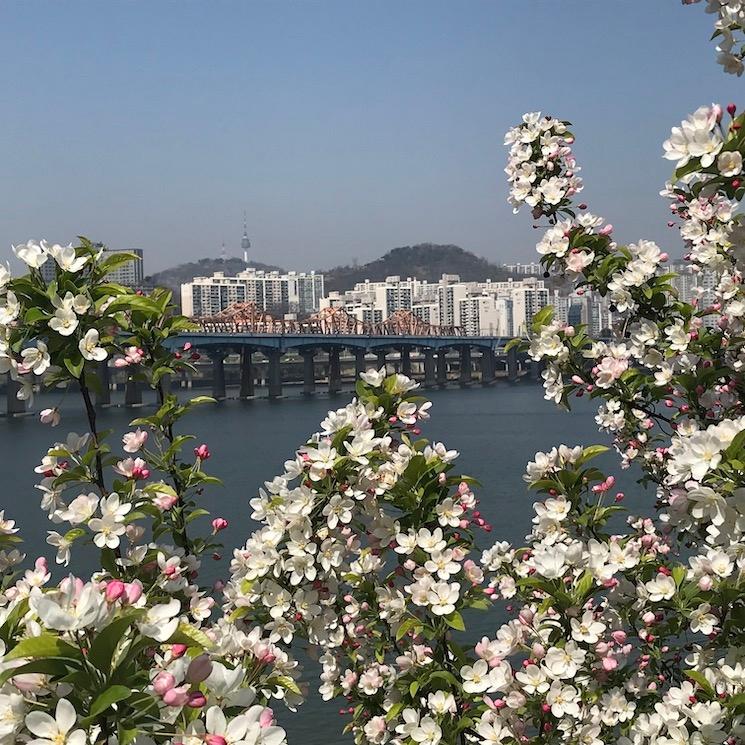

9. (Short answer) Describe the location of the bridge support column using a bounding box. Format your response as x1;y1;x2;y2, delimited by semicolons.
239;348;255;399
530;357;544;382
424;349;436;388
459;346;472;387
210;351;227;401
6;375;26;416
354;349;367;379
267;351;283;399
507;346;519;383
124;377;143;407
400;347;412;377
480;349;496;386
376;349;387;370
95;362;111;407
437;350;448;388
328;348;342;395
301;350;316;396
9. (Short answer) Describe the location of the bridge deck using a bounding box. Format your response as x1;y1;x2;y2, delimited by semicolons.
171;333;516;352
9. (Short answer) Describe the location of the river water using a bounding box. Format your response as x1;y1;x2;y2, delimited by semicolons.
0;382;650;744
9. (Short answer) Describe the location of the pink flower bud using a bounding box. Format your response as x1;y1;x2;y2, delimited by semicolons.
259;708;275;728
211;517;228;534
170;644;188;659
205;737;227;745
123;581;143;604
105;580;125;603
601;656;618;671
153;671;176;696
162;685;190;707
187;692;206;708
194;444;211;460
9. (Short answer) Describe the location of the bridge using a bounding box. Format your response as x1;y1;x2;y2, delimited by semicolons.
2;305;539;414
110;304;534;403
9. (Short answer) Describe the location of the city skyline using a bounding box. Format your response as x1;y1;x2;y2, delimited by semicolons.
0;2;735;273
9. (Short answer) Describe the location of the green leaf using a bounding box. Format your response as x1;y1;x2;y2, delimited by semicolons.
0;658;71;686
576;445;608;466
166;623;213;650
531;305;555;330
274;675;301;695
443;611;465;631
24;307;49;324
5;633;82;663
684;669;714;697
64;356;85;379
89;685;132;718
395;616;418;641
88;612;142;672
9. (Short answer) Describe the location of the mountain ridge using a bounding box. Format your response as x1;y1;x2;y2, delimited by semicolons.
147;244;514;299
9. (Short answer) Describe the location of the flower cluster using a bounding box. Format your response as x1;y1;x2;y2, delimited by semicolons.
687;0;745;76
504;113;583;219
496;81;745;739
224;369;498;744
0;242;291;745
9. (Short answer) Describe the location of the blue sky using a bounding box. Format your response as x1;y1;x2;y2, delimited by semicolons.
0;1;737;273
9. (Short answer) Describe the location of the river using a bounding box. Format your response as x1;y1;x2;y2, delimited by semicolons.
0;382;650;744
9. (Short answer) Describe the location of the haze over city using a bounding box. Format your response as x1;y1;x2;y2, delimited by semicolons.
0;1;734;273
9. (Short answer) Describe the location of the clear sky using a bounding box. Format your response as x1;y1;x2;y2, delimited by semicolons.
0;1;738;274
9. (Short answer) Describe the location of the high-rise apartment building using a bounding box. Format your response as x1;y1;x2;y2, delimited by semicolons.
181;268;324;317
320;274;548;336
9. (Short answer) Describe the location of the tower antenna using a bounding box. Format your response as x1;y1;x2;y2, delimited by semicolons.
241;210;251;266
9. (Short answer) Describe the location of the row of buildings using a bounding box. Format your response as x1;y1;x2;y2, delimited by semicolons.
180;268;325;318
319;275;549;337
178;260;722;338
64;242;718;337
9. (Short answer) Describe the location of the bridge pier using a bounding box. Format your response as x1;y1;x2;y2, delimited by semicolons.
210;351;227;401
437;349;448;388
530;358;544;382
161;372;172;398
267;351;283;399
507;346;519;383
239;348;255;399
328;348;342;395
124;377;143;407
354;349;367;379
376;349;387;370
423;349;436;388
400;347;412;378
95;362;111;407
480;349;496;386
6;375;26;416
301;350;316;396
459;346;472;387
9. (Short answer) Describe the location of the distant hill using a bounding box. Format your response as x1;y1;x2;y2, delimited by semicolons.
323;244;510;293
147;245;517;304
145;257;284;298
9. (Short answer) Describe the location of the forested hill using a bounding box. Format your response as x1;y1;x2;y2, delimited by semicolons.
146;244;513;299
323;243;509;293
144;257;284;297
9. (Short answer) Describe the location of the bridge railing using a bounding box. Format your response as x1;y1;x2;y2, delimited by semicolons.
193;318;466;337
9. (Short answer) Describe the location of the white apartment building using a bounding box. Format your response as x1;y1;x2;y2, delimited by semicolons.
181;268;324;317
320;274;548;335
670;261;719;326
